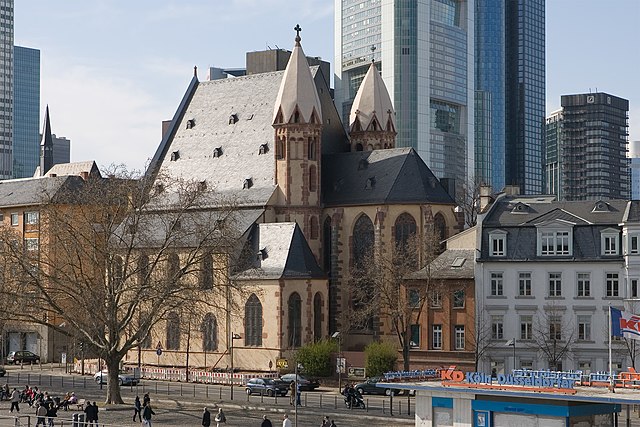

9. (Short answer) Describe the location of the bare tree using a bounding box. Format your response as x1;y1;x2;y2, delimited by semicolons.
530;305;575;370
470;309;493;371
0;167;246;403
456;179;484;227
347;232;443;371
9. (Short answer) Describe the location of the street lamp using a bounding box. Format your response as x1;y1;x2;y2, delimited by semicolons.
332;332;342;391
506;338;516;371
229;333;241;400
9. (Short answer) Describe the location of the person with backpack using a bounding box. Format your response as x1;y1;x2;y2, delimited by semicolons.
214;408;226;427
142;402;156;427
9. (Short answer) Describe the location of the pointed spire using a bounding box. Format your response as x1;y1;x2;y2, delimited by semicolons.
193;65;198;78
349;61;395;134
40;105;54;176
272;25;322;125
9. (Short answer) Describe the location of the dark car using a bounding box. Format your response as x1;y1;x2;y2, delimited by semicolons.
354;377;399;396
280;373;321;391
7;351;40;365
245;378;289;397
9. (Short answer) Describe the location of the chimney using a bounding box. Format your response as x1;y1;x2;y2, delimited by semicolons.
503;185;521;196
80;171;89;181
479;185;494;213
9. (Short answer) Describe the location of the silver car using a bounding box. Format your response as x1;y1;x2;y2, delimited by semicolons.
93;370;140;386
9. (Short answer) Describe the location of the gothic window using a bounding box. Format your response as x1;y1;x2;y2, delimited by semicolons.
200;252;214;290
294;109;301;123
245;294;263;346
288;292;302;348
433;213;447;250
310;216;319;240
308;138;316;160
166;312;180;350
201;313;217;352
167;253;180;280
395;213;417;247
276;138;285;160
323;217;332;274
112;255;124;286
137;254;149;284
352;214;374;268
313;292;323;342
309;165;317;192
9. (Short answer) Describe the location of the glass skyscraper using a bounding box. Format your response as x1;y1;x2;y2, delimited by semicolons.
13;46;40;178
335;0;474;197
0;0;13;179
505;0;545;194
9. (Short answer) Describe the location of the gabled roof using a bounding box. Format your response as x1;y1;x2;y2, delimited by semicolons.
406;249;475;281
35;161;102;179
349;62;395;132
234;222;325;280
0;175;86;208
272;36;322;125
322;148;455;206
526;209;590;226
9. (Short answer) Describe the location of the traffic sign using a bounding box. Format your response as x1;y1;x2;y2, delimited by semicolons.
156;348;162;356
156;341;163;350
336;357;346;374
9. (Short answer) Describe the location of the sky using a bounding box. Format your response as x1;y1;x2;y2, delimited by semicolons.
14;0;640;172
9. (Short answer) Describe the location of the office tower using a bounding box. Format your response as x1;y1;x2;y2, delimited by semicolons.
504;0;545;194
544;110;562;199
545;93;630;201
52;134;71;165
334;0;475;197
0;0;13;179
475;0;504;189
13;46;40;178
630;141;640;200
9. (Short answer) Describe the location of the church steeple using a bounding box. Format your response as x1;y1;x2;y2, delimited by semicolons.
348;56;396;152
272;24;322;125
40;105;54;176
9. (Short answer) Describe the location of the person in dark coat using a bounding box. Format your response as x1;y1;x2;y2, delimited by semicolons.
143;393;150;407
133;396;142;422
142;403;156;427
202;407;211;427
260;414;273;427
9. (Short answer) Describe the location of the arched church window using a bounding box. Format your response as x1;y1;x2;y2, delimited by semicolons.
433;213;447;251
288;292;302;348
352;214;374;268
200;252;214;290
201;313;217;352
245;294;263;346
308;138;316;160
309;165;317;192
313;292;323;342
395;213;417;248
276;138;285;160
310;216;319;239
323;217;332;274
166;312;180;350
167;253;180;280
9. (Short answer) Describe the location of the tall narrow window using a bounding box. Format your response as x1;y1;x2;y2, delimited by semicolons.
308;138;316;160
548;273;562;297
323;217;332;274
549;316;562;340
288;292;302;348
606;272;619;297
352;215;374;268
167;253;180;280
410;325;420;347
200;253;214;290
432;325;442;349
454;325;465;350
202;313;217;351
518;272;532;296
490;272;503;296
394;213;417;248
309;165;317;192
520;315;533;340
245;294;263;346
310;216;319;240
577;315;591;341
138;255;149;285
313;293;322;342
166;312;180;350
112;255;124;286
491;315;504;339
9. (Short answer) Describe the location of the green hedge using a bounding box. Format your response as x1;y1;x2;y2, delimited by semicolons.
364;341;397;377
295;339;338;377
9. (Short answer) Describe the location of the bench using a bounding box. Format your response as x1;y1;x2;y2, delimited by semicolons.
76;399;86;410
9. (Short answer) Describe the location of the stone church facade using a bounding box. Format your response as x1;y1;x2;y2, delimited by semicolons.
126;31;458;372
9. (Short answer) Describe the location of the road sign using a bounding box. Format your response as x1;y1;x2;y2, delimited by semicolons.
336;357;346;374
276;358;289;369
156;348;162;356
156;341;163;350
348;367;366;378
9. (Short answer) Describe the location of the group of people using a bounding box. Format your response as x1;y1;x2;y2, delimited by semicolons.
202;410;337;427
201;407;225;427
133;393;156;427
82;401;99;426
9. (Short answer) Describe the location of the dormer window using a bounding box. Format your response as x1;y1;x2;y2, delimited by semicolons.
198;181;207;191
257;248;268;261
489;230;507;257
601;228;620;256
170;151;180;161
243;177;253;189
186;119;195;129
259;144;269;155
229;114;238;124
365;176;376;190
538;229;571;256
358;159;368;170
213;147;223;158
511;202;530;214
592;201;610;213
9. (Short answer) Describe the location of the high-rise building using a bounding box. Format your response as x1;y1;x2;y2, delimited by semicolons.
544;93;630;201
334;0;475;197
630;141;640;200
13;46;40;178
52;134;71;166
0;0;13;179
475;0;504;189
504;0;545;195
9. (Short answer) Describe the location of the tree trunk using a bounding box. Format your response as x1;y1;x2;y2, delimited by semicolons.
105;356;124;404
403;342;410;371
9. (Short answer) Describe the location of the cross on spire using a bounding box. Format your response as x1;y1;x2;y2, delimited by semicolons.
370;45;376;62
294;24;302;45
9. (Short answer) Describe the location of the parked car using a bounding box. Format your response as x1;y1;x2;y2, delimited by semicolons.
7;351;40;365
354;377;400;396
94;370;140;386
245;377;289;397
280;373;321;391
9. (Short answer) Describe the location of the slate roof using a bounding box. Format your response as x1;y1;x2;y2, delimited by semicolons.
35;161;102;179
479;196;629;262
234;222;325;280
322;148;455;206
349;62;395;132
625;200;640;222
0;175;85;208
405;249;475;280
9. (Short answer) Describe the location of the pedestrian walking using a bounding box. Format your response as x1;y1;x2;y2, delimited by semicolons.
261;414;273;427
201;407;210;427
47;400;58;427
289;382;295;405
35;403;47;427
320;416;330;427
83;401;93;427
329;420;337;427
295;383;301;406
92;402;99;426
143;393;150;407
142;403;155;427
133;396;142;422
10;388;20;412
282;414;292;427
214;408;226;427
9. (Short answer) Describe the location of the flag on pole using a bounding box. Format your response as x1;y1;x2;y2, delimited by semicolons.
610;307;640;340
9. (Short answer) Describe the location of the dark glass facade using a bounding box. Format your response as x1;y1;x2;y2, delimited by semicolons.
505;0;545;194
13;46;40;178
475;0;504;189
0;0;13;179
